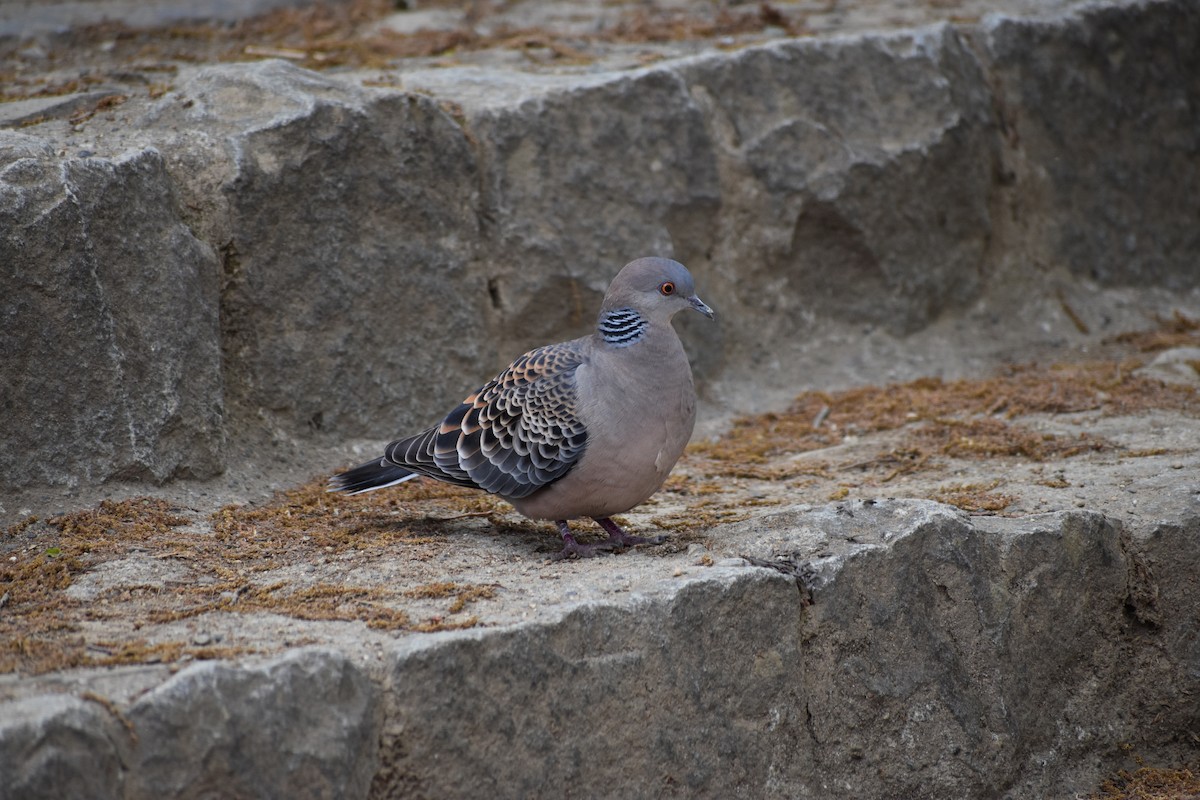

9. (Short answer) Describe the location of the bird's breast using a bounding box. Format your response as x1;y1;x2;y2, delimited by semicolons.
514;338;696;520
577;342;696;469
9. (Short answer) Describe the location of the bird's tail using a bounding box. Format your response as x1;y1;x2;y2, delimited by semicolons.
327;458;419;495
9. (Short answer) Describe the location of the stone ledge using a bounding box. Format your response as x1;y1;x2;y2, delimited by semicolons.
3;500;1197;798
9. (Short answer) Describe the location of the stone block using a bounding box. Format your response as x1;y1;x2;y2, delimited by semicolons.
124;648;379;800
150;61;490;439
371;568;807;797
983;0;1200;287
0;134;223;488
0;694;128;800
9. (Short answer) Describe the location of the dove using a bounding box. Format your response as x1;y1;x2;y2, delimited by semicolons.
328;257;714;560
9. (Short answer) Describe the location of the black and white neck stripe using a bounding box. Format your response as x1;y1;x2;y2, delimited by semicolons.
598;307;647;347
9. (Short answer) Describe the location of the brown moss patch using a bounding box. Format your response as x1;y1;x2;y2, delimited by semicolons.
692;360;1195;477
0;498;193;670
404;581;497;613
1036;474;1071;489
928;481;1016;513
603;3;807;44
1091;754;1200;800
1107;311;1200;353
678;354;1195;523
67;92;129;124
650;498;754;534
411;615;480;633
85;639;259;668
918;417;1105;461
1;0;814;102
144;582;412;630
0;481;524;674
0;73;114;105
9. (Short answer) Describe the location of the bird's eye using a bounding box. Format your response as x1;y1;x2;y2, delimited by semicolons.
659;281;676;296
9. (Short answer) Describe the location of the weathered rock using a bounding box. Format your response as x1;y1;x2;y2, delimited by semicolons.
680;25;997;338
372;567;805;798
0;90;129;129
401;67;722;359
1134;346;1200;385
703;502;1199;798
140;62;489;440
1;0;1200;795
1;501;1198;798
4;0;1199;493
792;506;1184;797
0;649;378;799
0;694;129;800
981;0;1200;288
400;23;998;389
0;134;223;489
123;648;380;800
0;0;319;40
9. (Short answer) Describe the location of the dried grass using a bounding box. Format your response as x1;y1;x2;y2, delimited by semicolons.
3;337;1197;673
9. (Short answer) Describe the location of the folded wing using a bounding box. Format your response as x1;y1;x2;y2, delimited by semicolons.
384;342;589;499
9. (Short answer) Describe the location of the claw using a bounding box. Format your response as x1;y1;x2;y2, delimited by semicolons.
550;518;666;561
550;521;617;560
595;517;666;549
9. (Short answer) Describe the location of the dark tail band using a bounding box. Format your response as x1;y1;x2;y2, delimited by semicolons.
327;458;417;495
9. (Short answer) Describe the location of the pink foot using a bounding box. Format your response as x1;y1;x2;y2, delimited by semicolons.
550;520;618;560
594;517;666;549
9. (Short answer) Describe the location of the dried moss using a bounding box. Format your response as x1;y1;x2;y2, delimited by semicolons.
929;481;1016;513
404;582;498;613
411;615;480;633
917;417;1106;461
678;351;1196;525
692;359;1195;478
1107;311;1200;353
0;484;499;673
1091;759;1200;800
0;498;195;672
1;0;811;102
1036;475;1071;489
3;347;1195;673
87;639;259;668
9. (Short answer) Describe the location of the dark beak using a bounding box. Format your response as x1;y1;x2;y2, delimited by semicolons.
688;294;715;320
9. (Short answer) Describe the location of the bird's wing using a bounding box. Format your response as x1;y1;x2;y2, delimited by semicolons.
384;341;589;498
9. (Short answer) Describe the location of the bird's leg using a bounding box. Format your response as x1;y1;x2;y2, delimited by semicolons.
594;517;666;549
550;519;619;561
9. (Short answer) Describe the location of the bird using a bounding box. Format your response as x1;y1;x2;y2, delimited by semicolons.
328;257;714;560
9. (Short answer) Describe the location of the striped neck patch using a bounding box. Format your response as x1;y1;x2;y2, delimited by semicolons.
598;307;647;347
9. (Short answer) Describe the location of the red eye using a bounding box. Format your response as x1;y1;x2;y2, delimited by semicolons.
659;281;676;296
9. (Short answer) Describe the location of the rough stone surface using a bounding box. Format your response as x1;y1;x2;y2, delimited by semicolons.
2;0;1200;798
981;0;1200;288
0;0;317;40
123;648;380;800
5;501;1196;798
783;506;1198;798
0;694;129;800
0;136;223;489
140;62;489;440
0;649;378;799
681;25;997;338
373;568;806;798
3;0;1199;496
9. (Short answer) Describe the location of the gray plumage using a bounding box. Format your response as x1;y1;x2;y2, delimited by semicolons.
329;257;714;559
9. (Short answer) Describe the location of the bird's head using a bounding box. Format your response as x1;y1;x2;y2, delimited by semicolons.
601;257;715;324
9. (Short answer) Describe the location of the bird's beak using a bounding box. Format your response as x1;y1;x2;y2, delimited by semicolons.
688;294;715;320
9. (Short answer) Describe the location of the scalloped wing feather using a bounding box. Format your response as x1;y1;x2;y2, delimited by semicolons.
381;342;589;498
